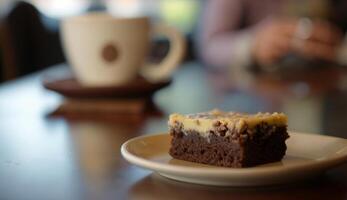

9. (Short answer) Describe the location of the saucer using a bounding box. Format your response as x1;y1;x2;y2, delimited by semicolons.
43;77;171;98
121;132;347;186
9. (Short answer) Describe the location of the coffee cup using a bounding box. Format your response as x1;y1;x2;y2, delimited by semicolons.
61;12;185;87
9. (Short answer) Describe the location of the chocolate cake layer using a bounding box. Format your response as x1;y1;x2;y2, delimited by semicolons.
168;110;289;168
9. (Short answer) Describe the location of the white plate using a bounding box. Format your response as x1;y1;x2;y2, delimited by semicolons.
121;132;347;186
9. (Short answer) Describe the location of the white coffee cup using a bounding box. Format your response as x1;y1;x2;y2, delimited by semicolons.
61;12;185;87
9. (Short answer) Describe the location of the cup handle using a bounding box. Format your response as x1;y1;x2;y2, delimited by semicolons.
140;24;186;82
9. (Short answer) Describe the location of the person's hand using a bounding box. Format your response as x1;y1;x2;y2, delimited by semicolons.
252;18;343;67
252;19;297;67
292;19;343;62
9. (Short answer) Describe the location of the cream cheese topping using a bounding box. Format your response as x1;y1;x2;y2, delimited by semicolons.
168;110;287;135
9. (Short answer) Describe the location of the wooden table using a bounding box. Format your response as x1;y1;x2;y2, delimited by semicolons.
1;62;347;200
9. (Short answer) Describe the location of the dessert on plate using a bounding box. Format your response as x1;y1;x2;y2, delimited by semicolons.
168;109;289;168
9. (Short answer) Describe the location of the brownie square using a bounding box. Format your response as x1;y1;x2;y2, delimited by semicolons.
168;110;289;168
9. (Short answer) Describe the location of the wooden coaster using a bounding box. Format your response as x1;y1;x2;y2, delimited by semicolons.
43;77;171;98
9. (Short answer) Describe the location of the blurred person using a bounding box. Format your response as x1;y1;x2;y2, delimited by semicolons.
199;0;347;73
1;1;64;80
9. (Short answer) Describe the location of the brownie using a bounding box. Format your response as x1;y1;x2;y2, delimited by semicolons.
168;110;289;168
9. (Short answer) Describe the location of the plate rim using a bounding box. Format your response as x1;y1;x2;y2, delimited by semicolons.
121;132;347;177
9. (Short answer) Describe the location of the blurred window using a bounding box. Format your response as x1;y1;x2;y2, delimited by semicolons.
159;0;199;34
27;0;199;33
30;0;91;18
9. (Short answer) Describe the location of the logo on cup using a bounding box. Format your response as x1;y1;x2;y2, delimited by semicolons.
102;43;118;63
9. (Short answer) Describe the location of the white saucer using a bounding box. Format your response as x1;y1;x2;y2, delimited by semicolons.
121;132;347;186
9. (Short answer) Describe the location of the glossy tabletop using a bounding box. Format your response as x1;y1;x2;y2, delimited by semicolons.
1;62;347;200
